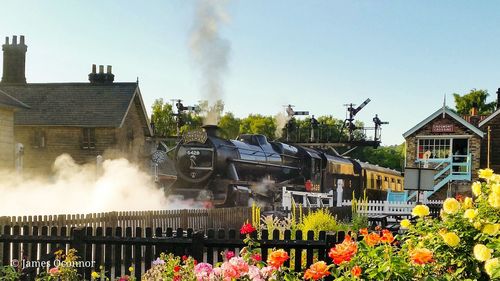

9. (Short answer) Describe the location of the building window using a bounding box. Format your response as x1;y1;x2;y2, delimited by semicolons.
33;128;46;148
81;128;96;149
418;138;450;159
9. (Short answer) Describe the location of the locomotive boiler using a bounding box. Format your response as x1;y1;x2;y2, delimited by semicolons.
167;125;403;207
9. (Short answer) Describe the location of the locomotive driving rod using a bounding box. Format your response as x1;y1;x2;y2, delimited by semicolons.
228;158;301;170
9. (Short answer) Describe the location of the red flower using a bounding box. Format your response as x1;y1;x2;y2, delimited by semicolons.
351;265;362;277
252;253;262;262
328;235;358;265
225;250;235;260
174;265;181;272
240;223;256;234
182;255;188;261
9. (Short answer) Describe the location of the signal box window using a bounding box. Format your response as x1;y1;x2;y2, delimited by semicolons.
418;138;450;159
81;128;96;150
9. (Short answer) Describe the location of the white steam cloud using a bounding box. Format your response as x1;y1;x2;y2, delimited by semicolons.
189;0;231;125
0;154;197;216
274;112;290;139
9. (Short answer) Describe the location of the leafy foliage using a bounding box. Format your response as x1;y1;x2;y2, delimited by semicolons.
218;112;241;139
239;114;277;140
151;98;177;137
453;89;496;115
299;208;338;239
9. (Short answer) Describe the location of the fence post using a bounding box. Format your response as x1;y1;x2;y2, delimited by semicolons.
71;227;86;277
190;231;205;262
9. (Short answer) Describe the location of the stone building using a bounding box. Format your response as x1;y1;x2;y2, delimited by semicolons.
0;35;153;174
402;106;484;199
479;90;500;172
0;90;29;169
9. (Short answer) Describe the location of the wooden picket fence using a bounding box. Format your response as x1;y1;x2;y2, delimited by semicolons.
0;225;346;281
0;208;253;230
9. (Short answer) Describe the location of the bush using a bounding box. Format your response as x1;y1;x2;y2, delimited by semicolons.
299;208;337;238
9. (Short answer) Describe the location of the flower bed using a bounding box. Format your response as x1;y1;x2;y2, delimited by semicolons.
1;169;498;280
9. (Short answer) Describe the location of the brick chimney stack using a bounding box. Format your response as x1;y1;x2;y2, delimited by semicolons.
497;88;500;110
1;35;27;84
88;64;114;84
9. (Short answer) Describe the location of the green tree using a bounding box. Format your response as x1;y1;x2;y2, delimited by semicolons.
240;114;277;140
151;98;176;137
350;143;405;171
453;89;496;115
218;112;241;139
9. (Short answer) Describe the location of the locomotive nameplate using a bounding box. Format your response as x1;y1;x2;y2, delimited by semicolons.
183;129;208;144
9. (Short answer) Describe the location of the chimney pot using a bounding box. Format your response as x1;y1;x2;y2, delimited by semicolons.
107;65;112;74
1;35;27;84
497;88;500;110
99;65;104;74
91;64;96;74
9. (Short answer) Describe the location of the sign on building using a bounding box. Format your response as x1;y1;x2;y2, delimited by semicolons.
432;124;454;133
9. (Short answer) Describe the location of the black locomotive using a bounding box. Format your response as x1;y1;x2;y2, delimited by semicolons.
167;125;403;207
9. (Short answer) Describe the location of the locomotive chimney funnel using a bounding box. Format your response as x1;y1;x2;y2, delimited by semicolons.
202;124;219;137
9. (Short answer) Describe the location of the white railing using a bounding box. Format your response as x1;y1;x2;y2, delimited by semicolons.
282;187;334;209
342;199;443;217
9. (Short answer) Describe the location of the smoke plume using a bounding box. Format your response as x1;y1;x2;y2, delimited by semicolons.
189;0;231;125
0;154;198;216
274;112;290;139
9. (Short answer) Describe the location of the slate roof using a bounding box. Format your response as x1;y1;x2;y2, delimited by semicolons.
0;83;140;127
0;88;30;109
402;106;484;138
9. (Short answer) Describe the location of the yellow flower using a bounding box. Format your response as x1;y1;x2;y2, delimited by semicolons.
91;271;100;279
491;174;500;183
488;193;500;208
442;232;460;247
479;168;494;180
485;258;499;277
129;266;134;272
443;198;460;214
482;224;500;236
474;244;492;262
474;221;482;230
492;183;500;195
400;219;411;229
412;205;430;217
463;197;473;209
472;182;482;196
463;209;478;220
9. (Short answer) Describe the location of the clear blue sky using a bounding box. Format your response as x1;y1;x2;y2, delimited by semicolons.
1;0;500;145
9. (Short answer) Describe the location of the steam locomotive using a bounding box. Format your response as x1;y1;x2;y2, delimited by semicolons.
167;125;403;207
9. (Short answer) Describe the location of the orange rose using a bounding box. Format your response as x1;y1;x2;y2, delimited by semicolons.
359;228;368;236
364;232;380;247
351;265;362;278
410;248;434;265
380;229;395;244
267;249;289;268
328;235;358;265
304;261;330;280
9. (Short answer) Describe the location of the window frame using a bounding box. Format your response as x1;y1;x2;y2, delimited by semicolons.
81;128;96;150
